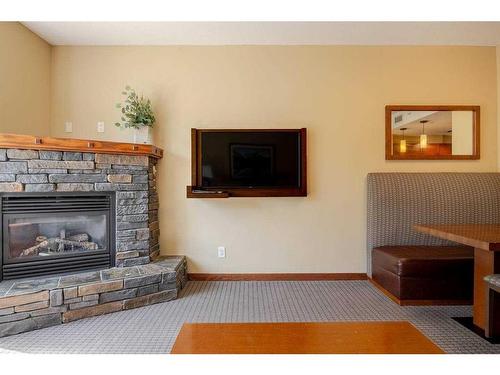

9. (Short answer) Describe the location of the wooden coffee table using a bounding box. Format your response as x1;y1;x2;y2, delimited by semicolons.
171;321;444;354
414;224;500;331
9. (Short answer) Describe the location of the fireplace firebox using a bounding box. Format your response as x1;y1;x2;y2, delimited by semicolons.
0;192;115;281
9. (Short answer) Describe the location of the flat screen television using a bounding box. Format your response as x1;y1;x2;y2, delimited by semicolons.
190;129;307;197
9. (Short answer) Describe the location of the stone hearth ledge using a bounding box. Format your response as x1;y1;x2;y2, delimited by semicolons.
0;256;187;338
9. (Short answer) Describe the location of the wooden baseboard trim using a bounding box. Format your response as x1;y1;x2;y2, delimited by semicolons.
368;278;403;305
368;278;473;306
398;299;472;306
188;273;368;281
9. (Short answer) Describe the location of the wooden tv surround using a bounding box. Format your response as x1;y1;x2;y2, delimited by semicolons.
187;128;307;198
0;133;163;158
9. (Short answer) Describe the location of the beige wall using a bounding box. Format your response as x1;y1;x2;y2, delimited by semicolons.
0;22;51;135
451;110;474;155
497;46;500;170
50;45;497;273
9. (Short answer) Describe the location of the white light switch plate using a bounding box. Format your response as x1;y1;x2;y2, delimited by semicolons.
217;246;226;258
97;122;105;133
64;122;73;133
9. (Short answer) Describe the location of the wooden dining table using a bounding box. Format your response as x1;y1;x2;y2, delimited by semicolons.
413;224;500;331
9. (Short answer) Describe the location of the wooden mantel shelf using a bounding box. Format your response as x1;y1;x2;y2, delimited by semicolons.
0;133;163;158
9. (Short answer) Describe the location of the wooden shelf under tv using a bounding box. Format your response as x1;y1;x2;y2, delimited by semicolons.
186;186;230;198
186;186;307;198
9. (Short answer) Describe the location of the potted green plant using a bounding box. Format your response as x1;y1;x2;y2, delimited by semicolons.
115;85;156;144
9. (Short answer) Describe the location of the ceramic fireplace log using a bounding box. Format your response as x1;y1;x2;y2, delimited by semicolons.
67;233;89;242
19;235;98;257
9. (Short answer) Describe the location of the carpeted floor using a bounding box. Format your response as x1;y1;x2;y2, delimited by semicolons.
0;280;498;354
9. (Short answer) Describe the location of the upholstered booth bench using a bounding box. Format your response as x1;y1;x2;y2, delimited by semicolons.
367;173;500;305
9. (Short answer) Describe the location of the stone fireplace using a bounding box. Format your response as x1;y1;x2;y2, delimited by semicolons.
0;135;187;338
0;148;161;272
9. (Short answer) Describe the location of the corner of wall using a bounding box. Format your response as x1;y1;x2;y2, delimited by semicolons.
0;22;53;136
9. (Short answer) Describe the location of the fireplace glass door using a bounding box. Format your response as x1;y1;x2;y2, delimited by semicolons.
5;213;108;261
1;192;115;280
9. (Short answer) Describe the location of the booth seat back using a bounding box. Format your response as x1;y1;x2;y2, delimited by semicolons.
366;173;500;275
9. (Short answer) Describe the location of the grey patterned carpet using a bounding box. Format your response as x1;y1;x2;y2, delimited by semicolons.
0;280;498;354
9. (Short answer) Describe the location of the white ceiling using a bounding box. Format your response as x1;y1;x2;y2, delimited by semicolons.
22;22;500;46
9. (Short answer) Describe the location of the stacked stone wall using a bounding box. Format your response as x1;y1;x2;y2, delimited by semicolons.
0;149;160;266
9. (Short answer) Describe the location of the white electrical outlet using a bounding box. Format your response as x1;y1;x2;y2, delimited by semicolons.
217;246;226;258
64;121;73;133
97;122;105;133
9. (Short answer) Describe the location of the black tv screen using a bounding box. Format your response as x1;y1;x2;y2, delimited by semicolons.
200;131;302;188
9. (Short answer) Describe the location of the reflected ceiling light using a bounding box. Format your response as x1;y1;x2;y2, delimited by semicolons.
400;127;407;153
420;120;429;149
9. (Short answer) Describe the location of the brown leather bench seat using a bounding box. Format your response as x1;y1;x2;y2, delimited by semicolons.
372;246;474;302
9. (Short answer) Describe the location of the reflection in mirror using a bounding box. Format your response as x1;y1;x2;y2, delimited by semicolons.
386;106;479;160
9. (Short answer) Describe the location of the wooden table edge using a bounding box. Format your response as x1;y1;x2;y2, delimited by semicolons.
170;321;444;354
413;224;497;251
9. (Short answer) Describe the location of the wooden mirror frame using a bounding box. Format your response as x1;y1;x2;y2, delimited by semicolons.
385;105;480;160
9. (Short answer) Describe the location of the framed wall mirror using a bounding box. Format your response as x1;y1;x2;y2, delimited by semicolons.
385;105;480;160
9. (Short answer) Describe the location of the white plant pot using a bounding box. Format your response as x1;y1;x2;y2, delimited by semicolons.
132;127;152;145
